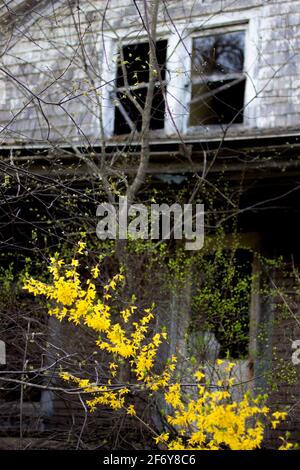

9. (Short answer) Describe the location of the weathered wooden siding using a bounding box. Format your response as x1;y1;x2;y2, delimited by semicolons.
0;0;300;145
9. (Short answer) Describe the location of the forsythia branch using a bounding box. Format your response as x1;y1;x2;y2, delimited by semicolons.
23;242;292;450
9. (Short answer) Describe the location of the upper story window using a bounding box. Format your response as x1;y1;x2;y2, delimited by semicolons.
113;40;168;135
189;30;246;126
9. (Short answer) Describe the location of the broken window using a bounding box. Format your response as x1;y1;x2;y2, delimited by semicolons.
189;30;246;126
113;40;168;135
191;248;253;360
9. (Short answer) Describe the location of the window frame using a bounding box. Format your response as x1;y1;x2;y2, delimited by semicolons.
101;18;258;139
184;21;249;134
106;36;169;137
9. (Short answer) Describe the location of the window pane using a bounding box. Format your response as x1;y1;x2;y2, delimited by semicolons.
114;40;167;135
192;31;245;76
189;78;245;125
116;40;167;88
114;85;165;135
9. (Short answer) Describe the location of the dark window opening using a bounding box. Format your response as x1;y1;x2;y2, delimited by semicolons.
113;40;167;135
191;249;253;360
189;31;245;126
0;373;42;402
190;78;245;125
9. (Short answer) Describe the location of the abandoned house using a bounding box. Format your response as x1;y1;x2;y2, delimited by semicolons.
0;0;300;449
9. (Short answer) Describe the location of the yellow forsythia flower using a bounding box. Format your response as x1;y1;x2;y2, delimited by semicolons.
127;405;136;416
23;246;289;452
194;370;205;381
77;241;86;254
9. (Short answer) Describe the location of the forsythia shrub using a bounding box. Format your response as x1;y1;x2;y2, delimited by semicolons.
23;242;292;450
